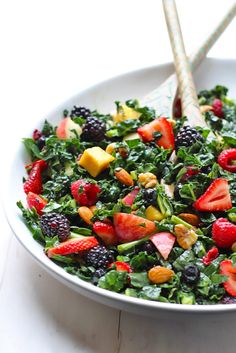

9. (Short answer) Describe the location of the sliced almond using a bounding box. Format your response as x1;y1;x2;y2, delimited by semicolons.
78;206;94;225
115;168;134;186
148;266;174;284
178;213;200;227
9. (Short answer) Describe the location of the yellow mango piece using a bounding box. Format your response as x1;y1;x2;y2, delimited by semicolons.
113;105;141;124
78;146;115;177
145;206;164;222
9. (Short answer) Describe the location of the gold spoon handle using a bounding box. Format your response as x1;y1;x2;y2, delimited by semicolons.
162;0;207;128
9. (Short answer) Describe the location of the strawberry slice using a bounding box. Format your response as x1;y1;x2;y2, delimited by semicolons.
113;213;156;243
26;192;47;215
25;159;47;172
122;187;140;206
137;117;175;150
47;236;98;258
150;232;175;260
109;261;131;272
93;221;117;245
218;149;236;173
24;164;43;194
212;218;236;249
220;260;236;297
193;178;232;212
71;179;101;206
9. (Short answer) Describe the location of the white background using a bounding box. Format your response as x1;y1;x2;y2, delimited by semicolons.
0;0;236;352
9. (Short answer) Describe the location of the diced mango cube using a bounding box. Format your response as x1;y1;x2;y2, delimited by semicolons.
113;105;141;124
145;206;164;222
78;146;115;177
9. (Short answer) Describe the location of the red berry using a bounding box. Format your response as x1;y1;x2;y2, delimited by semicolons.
71;179;101;206
93;221;117;245
113;213;156;243
26;192;47;215
212;218;236;249
109;261;131;272
220;260;236;297
193;178;232;212
202;247;219;266
25;159;47;172
47;236;99;258
181;166;200;181
137;117;175;150
33;129;42;141
23;164;43;194
212;98;224;118
218;149;236;173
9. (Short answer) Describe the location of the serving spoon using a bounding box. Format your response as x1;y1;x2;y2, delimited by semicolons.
141;2;236;118
162;0;213;128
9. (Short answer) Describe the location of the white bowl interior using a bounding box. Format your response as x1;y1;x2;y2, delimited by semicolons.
4;58;236;316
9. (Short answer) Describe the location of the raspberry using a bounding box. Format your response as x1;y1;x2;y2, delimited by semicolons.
86;246;114;269
81;116;106;142
33;129;42;141
212;98;224;118
71;179;100;206
70;105;91;119
40;213;70;242
175;126;204;150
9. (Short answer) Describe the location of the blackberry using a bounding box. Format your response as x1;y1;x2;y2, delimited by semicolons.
138;241;156;255
92;268;107;285
40;213;70;242
220;296;236;304
181;264;200;285
175;126;204;150
86;246;114;269
70;105;91;119
143;189;157;206
81;117;106;142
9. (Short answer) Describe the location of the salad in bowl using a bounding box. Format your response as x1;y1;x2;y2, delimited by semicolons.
18;85;236;305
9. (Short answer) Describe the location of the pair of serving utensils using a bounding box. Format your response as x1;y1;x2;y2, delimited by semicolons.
141;0;236;130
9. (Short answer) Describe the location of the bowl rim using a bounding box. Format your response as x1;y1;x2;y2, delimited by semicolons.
4;57;236;314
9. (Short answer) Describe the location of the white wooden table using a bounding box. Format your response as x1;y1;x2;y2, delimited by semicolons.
1;1;236;352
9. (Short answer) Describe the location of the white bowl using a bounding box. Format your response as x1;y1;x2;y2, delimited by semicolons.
4;58;236;318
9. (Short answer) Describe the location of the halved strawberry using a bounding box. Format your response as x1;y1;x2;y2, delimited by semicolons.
122;187;140;206
220;260;236;297
193;178;232;212
27;192;47;215
137;117;175;150
109;261;131;272
47;236;98;258
93;221;117;245
150;232;175;260
218;149;236;173
113;213;156;243
212;218;236;249
71;179;101;206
